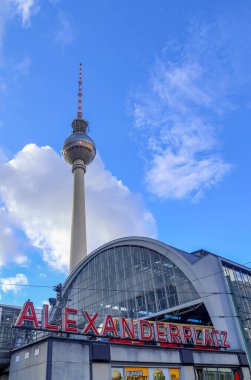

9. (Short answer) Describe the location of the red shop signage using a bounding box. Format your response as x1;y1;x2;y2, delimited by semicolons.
15;301;230;349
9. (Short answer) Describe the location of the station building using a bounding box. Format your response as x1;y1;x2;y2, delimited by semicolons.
7;237;251;380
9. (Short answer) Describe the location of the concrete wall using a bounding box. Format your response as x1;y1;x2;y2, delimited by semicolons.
242;367;251;379
111;344;180;364
51;341;89;380
92;363;110;380
9;341;48;380
193;351;239;366
8;338;90;380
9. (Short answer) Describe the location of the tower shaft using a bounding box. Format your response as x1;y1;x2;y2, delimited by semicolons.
70;159;87;272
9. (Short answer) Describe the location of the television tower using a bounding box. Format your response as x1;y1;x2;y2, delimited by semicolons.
62;64;96;273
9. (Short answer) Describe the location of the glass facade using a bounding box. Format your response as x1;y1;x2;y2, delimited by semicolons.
0;305;43;352
61;245;200;325
223;263;251;344
0;305;21;350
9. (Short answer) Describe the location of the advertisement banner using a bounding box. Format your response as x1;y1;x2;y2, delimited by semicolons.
125;367;149;380
149;368;169;380
111;367;180;380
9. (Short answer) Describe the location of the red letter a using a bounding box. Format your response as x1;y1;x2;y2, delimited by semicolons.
15;301;39;328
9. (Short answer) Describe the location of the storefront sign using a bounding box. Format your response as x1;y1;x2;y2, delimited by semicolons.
15;301;230;349
125;368;148;380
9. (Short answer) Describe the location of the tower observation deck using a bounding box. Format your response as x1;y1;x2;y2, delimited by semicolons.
62;64;96;273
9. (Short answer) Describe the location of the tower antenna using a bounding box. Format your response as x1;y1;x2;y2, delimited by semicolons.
77;63;83;119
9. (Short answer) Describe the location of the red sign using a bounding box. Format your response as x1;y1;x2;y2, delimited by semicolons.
15;301;230;349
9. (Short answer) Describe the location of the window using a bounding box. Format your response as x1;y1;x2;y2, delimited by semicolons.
195;368;240;380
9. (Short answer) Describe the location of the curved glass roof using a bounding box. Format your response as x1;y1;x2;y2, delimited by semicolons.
60;244;200;324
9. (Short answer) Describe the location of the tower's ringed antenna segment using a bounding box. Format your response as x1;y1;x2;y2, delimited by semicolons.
77;62;83;119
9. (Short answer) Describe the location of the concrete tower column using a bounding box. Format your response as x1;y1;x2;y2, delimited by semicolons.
70;159;87;272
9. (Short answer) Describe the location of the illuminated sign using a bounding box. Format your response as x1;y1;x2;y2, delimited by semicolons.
15;301;230;349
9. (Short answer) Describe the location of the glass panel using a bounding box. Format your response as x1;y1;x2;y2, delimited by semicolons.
196;368;236;380
218;368;233;380
0;306;23;350
204;368;217;380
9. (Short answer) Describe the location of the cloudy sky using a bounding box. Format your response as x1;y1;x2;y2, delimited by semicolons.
0;0;251;306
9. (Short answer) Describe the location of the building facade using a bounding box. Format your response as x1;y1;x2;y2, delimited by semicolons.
59;237;251;352
5;236;251;379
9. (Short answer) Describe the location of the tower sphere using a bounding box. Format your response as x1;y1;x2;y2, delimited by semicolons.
62;123;96;166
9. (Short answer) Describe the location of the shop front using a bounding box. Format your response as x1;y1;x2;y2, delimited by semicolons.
8;336;250;380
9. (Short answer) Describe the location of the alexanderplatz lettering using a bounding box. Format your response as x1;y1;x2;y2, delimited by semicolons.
15;301;230;349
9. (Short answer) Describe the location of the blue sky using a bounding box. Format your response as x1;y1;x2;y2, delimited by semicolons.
0;0;251;307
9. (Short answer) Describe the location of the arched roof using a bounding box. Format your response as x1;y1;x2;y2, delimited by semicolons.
63;236;204;304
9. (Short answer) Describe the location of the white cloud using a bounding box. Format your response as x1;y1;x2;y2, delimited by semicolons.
0;144;72;271
13;0;39;27
131;27;239;201
85;154;156;249
146;151;230;202
15;255;28;266
55;12;75;46
0;273;28;293
0;144;156;272
0;0;38;50
0;207;27;267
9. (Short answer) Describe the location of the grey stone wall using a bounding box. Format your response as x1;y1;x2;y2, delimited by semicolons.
9;341;48;380
51;341;89;380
